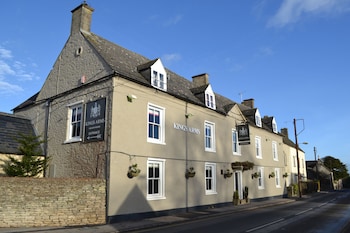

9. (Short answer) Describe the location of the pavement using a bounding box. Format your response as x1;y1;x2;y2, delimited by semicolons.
0;196;303;233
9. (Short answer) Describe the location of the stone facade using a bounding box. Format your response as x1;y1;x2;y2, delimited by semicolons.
0;178;106;227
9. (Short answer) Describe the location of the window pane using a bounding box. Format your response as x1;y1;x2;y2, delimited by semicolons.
76;122;81;136
153;125;159;139
148;180;153;194
154;180;159;193
77;107;82;121
154;111;160;124
154;164;159;177
148;124;153;138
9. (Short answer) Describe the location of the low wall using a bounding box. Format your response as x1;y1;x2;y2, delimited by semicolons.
0;177;106;228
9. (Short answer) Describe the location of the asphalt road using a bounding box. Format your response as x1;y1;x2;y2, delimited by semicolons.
133;190;350;233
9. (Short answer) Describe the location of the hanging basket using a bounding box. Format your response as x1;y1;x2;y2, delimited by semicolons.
127;164;141;179
185;167;196;179
224;169;233;178
251;172;260;179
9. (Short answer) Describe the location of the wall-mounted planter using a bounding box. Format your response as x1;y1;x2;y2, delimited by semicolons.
251;172;260;179
269;172;275;178
185;167;196;179
224;169;233;178
127;164;141;179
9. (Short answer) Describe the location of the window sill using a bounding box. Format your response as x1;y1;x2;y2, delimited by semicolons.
147;196;166;201
205;191;218;195
64;138;82;144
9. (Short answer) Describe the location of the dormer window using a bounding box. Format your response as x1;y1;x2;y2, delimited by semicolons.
150;59;167;91
205;85;216;110
255;109;262;127
272;118;278;133
152;70;166;90
137;59;167;91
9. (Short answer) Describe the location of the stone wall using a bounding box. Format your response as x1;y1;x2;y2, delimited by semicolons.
0;177;106;228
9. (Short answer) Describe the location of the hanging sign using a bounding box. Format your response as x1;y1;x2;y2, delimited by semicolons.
237;124;250;145
84;98;106;142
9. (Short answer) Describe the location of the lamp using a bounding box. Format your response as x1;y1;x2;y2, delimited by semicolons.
127;94;137;102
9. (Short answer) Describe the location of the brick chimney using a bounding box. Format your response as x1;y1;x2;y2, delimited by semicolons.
192;73;209;87
281;128;289;138
71;3;94;34
241;98;255;108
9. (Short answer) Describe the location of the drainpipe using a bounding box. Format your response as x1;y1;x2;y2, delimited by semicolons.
43;99;51;177
185;102;189;212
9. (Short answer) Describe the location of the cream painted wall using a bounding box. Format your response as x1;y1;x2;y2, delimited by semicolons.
107;77;287;217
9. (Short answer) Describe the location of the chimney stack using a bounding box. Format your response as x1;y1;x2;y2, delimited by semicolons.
242;98;255;108
71;3;94;34
281;128;289;138
192;73;209;87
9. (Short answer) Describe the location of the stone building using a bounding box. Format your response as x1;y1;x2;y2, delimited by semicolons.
13;3;305;222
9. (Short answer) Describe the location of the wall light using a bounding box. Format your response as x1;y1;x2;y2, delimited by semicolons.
185;113;194;118
127;94;137;102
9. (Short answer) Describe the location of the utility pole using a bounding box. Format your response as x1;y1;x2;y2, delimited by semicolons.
293;118;306;198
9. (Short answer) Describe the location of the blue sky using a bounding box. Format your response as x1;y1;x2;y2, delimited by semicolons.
1;0;350;167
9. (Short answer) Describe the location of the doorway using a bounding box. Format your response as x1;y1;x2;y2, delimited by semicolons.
234;171;243;199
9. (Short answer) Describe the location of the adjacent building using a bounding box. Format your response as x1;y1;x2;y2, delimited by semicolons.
0;112;40;176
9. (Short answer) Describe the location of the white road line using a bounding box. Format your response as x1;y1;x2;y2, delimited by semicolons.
295;208;313;216
246;218;285;232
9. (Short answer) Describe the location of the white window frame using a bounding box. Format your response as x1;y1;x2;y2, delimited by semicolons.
255;136;262;159
205;162;217;195
204;121;216;152
293;155;297;168
204;85;216;110
258;167;264;189
147;103;165;144
255;109;262;127
272;118;278;133
151;59;167;91
65;101;83;143
272;141;278;161
275;168;281;188
147;158;165;200
232;129;241;155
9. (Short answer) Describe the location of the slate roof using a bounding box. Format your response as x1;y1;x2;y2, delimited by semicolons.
82;32;235;115
15;22;239;115
0;112;37;155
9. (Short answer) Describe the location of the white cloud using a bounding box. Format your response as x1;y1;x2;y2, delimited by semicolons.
268;0;350;28
0;60;15;77
0;47;13;59
0;46;40;95
258;47;274;56
163;14;183;27
0;80;23;94
162;53;181;64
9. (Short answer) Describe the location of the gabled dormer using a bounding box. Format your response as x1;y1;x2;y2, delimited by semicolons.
191;73;216;110
262;116;278;133
137;58;167;91
255;109;262;128
240;99;261;128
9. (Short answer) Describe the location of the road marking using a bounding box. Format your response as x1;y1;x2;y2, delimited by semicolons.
295;208;313;216
246;218;285;232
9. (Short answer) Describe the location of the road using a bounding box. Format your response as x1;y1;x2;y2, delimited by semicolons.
132;190;350;233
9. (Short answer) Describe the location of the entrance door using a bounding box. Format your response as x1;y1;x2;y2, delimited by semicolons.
234;171;243;199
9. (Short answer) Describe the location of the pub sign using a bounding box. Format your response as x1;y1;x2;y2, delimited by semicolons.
84;98;106;142
236;124;250;145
